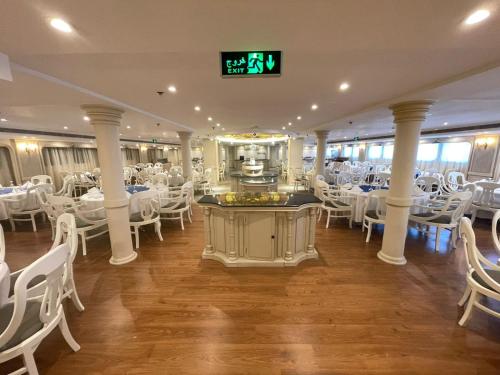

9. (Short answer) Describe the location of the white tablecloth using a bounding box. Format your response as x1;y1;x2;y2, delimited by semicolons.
470;181;500;219
340;187;430;222
0;262;10;308
0;188;32;221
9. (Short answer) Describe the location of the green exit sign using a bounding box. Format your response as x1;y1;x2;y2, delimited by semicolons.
221;51;281;77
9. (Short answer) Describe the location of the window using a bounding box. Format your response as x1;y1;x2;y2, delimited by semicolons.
441;142;471;163
342;146;352;158
383;145;394;159
368;145;382;159
352;146;360;159
417;143;439;161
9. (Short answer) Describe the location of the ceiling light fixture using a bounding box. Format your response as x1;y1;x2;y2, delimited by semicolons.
288;122;292;126
167;85;177;93
222;128;225;131
50;18;73;33
443;122;448;126
0;118;7;122
282;126;286;130
465;9;490;25
216;123;220;127
194;106;201;111
83;116;90;121
339;82;350;91
208;117;213;121
311;104;318;111
126;125;131;129
297;116;302;120
63;126;68;130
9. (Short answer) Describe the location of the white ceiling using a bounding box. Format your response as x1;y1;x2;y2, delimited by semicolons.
1;0;500;143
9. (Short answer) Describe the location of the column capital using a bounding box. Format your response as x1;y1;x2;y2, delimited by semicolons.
81;104;124;126
314;130;330;139
177;131;193;140
389;100;434;124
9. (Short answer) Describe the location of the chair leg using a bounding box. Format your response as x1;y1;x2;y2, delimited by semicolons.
188;210;192;223
59;312;81;352
67;278;85;312
349;216;353;229
155;221;163;241
317;208;322;222
9;218;15;232
22;349;39;375
326;211;331;229
459;290;478;327
135;226;139;249
470;209;477;225
366;222;373;243
451;227;458;249
180;213;185;230
31;214;37;232
458;285;471;307
81;232;87;256
435;227;441;252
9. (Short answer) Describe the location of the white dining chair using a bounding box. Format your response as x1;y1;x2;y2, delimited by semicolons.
491;210;500;266
457;217;500;327
129;190;163;249
160;189;191;230
414;176;441;198
4;186;46;232
46;195;108;256
0;224;4;262
54;175;75;198
8;213;85;312
362;189;389;243
30;175;53;185
409;191;472;252
470;181;500;224
0;243;80;375
316;180;354;229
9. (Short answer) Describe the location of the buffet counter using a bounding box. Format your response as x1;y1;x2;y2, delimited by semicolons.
229;171;279;192
197;192;321;267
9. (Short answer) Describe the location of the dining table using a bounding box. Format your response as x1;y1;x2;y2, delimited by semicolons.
0;186;36;221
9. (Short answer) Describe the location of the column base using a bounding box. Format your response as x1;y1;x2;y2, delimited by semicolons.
377;250;407;266
109;251;138;266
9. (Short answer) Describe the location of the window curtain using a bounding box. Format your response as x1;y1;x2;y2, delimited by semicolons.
416;142;471;175
42;147;100;188
121;148;140;166
146;148;165;163
0;147;15;186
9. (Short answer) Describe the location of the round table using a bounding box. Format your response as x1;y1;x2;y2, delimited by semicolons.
0;262;10;307
0;187;34;221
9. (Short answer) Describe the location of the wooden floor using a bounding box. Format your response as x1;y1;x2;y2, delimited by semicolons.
2;206;500;375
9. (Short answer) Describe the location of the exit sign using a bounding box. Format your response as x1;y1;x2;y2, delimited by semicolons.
221;51;282;77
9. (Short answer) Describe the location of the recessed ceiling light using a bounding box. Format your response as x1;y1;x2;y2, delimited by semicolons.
138;135;141;138
167;85;177;93
343;136;347;139
216;123;220;127
176;134;180;138
136;143;139;147
288;122;292;126
194;106;201;111
339;82;350;91
311;104;318;111
465;9;490;25
208;117;213;121
83;116;90;121
50;18;73;33
162;132;166;136
297;116;302;120
119;133;123;136
443;122;448;126
0;118;7;122
222;128;225;131
63;126;68;130
282;126;286;130
126;125;131;129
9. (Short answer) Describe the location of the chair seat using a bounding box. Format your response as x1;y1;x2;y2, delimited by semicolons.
364;210;382;220
411;212;451;224
0;301;43;351
161;202;186;210
75;218;93;228
472;269;500;292
325;200;350;208
130;212;159;222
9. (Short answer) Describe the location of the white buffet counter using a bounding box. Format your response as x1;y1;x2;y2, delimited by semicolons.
197;192;322;267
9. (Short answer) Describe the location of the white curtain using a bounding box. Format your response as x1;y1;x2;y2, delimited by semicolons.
147;148;165;163
0;147;15;186
416;160;469;175
121;148;140;166
42;147;100;188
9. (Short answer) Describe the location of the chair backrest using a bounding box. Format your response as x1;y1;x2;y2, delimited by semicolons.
365;189;389;219
129;190;160;221
31;175;53;185
315;180;330;202
34;183;54;204
45;195;77;218
51;213;79;264
436;191;472;224
474;181;500;206
460;217;500;294
181;181;194;202
415;176;440;195
0;243;70;349
445;171;466;191
56;175;75;197
0;224;4;262
151;173;169;186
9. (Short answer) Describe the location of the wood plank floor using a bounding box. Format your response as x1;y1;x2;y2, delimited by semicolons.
2;206;500;374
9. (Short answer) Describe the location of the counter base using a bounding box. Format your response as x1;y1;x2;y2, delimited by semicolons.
202;248;319;267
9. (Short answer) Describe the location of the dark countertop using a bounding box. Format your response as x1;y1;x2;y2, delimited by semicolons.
229;171;279;178
198;192;321;208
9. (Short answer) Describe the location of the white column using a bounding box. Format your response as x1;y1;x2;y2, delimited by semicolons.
314;130;329;177
81;104;137;265
287;137;304;184
377;100;434;265
178;131;193;180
